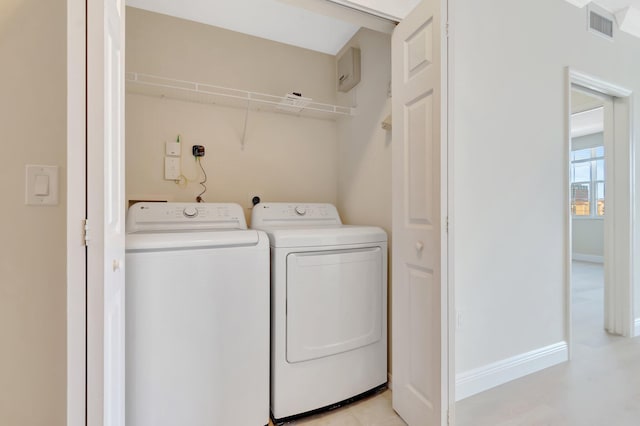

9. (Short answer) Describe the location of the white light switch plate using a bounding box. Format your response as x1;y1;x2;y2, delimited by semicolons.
25;165;59;205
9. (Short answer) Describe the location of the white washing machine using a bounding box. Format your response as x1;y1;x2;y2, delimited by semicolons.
251;203;387;422
126;202;269;426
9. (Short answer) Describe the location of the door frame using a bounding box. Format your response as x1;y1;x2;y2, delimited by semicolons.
67;0;87;424
565;68;636;357
68;0;127;424
446;0;457;420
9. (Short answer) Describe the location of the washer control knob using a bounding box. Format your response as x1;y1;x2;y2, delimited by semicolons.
183;206;198;218
295;206;306;216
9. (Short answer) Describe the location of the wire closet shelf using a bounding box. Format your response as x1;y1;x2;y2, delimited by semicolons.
125;72;354;120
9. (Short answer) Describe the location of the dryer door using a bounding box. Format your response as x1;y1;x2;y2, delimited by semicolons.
286;247;383;363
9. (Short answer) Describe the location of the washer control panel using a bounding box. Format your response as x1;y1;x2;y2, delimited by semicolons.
251;203;341;227
127;202;247;233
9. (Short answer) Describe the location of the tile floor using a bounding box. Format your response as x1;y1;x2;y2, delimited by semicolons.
268;389;406;426
270;262;640;425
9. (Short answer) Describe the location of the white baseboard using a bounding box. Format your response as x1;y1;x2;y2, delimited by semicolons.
387;373;393;390
635;319;640;337
455;341;568;401
572;253;604;263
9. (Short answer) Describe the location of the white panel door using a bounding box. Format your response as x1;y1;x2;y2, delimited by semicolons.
87;0;126;424
391;0;448;425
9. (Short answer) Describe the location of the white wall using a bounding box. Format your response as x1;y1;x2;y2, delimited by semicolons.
453;0;640;380
126;8;339;218
0;0;67;424
335;28;392;369
572;219;604;259
329;0;419;19
572;132;603;150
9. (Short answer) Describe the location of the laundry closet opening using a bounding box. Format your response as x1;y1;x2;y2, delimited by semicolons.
123;0;394;399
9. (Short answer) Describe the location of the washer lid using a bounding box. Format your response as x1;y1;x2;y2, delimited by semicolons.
126;229;261;251
127;202;247;233
256;225;387;248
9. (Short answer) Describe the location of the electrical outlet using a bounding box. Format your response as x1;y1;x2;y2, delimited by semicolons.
164;157;180;180
247;193;262;209
192;145;205;157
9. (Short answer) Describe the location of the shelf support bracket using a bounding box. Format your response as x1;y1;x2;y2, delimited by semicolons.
241;98;250;150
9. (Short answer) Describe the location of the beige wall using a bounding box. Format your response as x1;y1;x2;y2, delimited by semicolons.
335;28;392;370
336;30;392;232
126;7;339;217
0;0;67;424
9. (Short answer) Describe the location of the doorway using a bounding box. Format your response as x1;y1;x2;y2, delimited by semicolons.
569;86;608;347
566;70;635;359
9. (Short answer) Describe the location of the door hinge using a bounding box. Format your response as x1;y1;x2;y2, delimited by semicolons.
446;216;449;233
83;218;90;246
445;22;450;38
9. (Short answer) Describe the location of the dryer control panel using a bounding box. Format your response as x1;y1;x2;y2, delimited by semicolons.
251;203;341;228
127;202;247;233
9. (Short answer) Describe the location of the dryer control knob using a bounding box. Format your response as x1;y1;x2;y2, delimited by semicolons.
295;206;306;216
183;206;198;218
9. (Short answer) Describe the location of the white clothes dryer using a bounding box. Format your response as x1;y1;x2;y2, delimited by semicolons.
251;203;387;422
126;202;269;426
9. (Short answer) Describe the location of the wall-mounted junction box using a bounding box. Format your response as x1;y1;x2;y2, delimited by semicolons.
337;47;361;93
165;141;181;156
164;140;181;180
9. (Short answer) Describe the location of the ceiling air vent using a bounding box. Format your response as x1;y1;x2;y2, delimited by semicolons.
588;5;615;40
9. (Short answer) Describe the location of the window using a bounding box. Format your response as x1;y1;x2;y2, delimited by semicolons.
571;146;604;217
